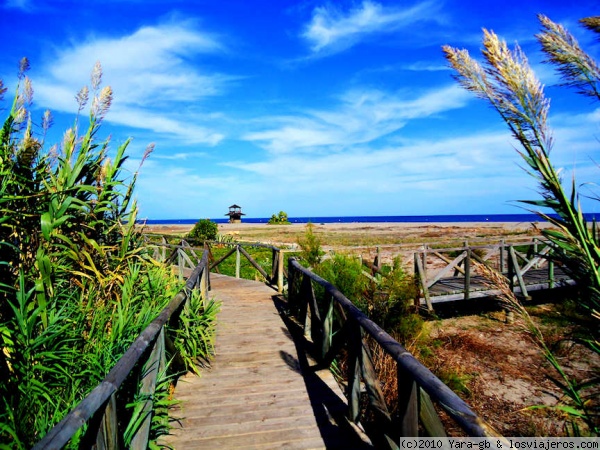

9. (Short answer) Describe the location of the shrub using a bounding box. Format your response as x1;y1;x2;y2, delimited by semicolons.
297;223;324;266
267;210;291;225
314;253;370;309
188;218;218;244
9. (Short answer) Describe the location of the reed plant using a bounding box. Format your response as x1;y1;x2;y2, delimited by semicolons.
0;60;216;447
443;15;599;434
443;15;600;323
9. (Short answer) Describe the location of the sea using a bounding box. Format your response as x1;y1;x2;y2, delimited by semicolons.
138;213;598;225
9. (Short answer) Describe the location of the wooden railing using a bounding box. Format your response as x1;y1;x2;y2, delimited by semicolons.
414;239;573;309
148;239;287;292
33;251;210;450
287;258;498;445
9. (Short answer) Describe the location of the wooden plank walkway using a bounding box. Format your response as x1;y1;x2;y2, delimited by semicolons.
427;267;574;303
160;274;372;449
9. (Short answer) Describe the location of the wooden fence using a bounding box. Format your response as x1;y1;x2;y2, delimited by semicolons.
287;258;499;446
33;251;210;450
148;238;286;292
414;239;574;309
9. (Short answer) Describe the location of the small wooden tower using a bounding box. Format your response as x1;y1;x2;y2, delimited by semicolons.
225;204;245;223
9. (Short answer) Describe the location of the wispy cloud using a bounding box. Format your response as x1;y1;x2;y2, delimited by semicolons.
402;61;450;72
301;0;440;55
243;84;470;153
220;130;533;215
33;18;231;145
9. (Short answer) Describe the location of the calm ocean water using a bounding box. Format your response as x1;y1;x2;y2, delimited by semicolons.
138;213;598;225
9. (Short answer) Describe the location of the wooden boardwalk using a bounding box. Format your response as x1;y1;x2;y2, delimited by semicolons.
161;274;372;449
426;267;574;304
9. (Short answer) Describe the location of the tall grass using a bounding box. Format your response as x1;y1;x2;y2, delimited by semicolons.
444;14;599;435
0;60;216;447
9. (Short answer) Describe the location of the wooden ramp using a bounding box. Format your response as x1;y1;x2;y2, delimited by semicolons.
161;274;371;449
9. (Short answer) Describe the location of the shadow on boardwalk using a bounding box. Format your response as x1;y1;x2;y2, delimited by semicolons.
273;297;374;449
161;274;372;449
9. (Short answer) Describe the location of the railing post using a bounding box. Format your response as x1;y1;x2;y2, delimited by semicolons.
422;245;428;281
235;245;241;279
499;239;505;273
271;248;278;285
397;365;418;437
277;250;284;293
414;253;432;311
177;249;184;281
346;318;362;424
548;259;555;289
287;258;296;306
464;247;471;301
130;328;166;449
321;296;333;360
200;266;209;308
84;393;119;450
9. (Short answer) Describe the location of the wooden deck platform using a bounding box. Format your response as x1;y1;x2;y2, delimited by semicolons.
426;267;575;303
160;274;372;449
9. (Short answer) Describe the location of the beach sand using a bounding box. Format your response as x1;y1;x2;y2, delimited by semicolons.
143;220;551;235
143;220;552;265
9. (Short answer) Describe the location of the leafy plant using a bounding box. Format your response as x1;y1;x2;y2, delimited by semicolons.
0;60;216;447
170;290;219;375
187;219;218;244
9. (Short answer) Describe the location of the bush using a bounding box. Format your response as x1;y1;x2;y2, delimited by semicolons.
188;219;218;244
297;223;324;267
267;211;290;225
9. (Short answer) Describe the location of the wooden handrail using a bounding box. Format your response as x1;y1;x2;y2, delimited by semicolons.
33;251;211;450
288;258;499;441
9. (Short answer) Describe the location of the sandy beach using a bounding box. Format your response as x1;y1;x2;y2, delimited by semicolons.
143;220;551;265
144;220;550;235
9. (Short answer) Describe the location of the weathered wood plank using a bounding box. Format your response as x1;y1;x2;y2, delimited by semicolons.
160;274;370;449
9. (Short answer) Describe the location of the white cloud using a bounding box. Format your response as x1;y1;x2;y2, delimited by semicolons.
216;130;534;216
33;19;230;145
243;84;471;153
302;0;439;54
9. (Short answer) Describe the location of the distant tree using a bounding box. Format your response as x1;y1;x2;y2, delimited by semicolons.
267;211;291;225
188;219;218;244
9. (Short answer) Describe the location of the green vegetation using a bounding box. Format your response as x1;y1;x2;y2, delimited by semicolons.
267;210;291;225
444;14;599;435
0;60;216;447
187;218;218;244
297;223;324;267
312;254;421;345
207;244;298;281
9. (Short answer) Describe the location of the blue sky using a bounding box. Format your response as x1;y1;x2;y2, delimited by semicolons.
1;0;598;220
